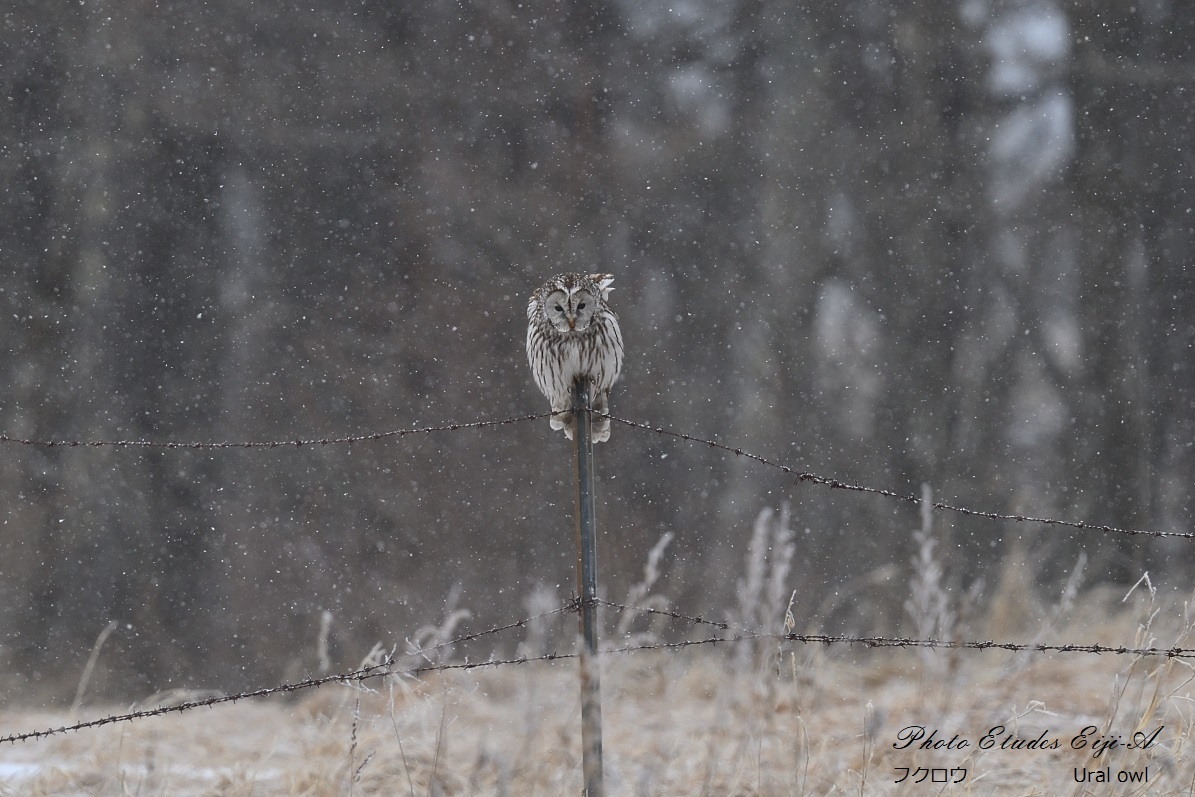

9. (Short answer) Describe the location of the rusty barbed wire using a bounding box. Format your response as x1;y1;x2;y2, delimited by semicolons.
601;412;1195;541
0;658;400;744
595;598;731;630
595;634;1195;660
0;408;1185;541
403;633;1195;669
0;412;557;449
593;598;1195;658
0;603;577;745
5;599;1194;746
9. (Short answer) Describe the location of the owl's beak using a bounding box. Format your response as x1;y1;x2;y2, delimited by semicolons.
568;317;576;330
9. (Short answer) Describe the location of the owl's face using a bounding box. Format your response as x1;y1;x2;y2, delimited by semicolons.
543;286;599;333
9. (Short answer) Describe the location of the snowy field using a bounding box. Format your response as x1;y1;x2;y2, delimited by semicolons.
2;590;1192;797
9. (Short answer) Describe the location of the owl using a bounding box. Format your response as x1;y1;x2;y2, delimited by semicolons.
526;273;625;442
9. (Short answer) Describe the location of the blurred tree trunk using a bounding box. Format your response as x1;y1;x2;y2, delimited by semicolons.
5;1;144;688
1068;2;1195;579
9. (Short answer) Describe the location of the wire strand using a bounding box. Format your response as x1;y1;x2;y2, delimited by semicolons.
0;412;556;449
602;412;1194;541
0;408;1185;540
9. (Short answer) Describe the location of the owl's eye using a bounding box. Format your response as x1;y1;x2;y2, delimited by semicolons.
554;304;563;313
577;302;586;310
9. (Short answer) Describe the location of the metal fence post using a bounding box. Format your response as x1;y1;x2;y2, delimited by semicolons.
572;378;604;797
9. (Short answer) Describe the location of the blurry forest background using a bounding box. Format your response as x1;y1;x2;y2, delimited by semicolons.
0;0;1192;702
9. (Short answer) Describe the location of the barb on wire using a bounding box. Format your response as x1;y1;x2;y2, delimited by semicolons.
596;599;731;631
603;412;1193;541
0;412;557;450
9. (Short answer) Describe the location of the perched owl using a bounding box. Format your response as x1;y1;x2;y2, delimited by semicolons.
526;273;625;442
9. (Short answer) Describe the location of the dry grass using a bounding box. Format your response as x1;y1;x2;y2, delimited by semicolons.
1;601;1193;796
2;513;1194;796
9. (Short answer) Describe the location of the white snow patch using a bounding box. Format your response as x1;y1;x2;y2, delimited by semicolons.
0;760;42;779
